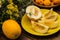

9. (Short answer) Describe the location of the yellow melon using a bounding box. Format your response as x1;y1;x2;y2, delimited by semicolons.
2;19;21;39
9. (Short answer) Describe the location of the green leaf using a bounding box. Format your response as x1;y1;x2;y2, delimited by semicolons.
17;0;23;3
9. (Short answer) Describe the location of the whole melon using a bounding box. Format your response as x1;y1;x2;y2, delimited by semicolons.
2;19;21;39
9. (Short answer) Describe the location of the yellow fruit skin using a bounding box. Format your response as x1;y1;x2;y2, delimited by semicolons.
2;19;21;39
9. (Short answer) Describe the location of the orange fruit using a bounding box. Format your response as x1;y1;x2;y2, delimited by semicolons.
35;0;43;4
2;19;21;39
53;0;60;4
44;0;51;6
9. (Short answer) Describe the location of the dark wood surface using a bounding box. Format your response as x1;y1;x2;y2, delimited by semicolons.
0;3;60;40
0;27;60;40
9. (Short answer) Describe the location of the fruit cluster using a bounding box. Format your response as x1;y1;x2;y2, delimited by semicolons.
26;6;58;34
35;0;60;6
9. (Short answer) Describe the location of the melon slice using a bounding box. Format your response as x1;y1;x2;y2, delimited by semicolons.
38;20;58;29
43;8;53;19
31;21;49;34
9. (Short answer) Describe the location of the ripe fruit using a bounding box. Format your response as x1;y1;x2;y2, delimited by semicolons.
43;0;51;6
2;19;21;39
35;0;43;5
26;5;42;20
53;0;60;4
31;21;49;33
38;20;58;28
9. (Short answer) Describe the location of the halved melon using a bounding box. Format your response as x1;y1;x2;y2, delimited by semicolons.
26;5;42;20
